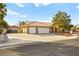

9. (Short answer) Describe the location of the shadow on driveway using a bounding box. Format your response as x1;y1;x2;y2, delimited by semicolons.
0;36;79;56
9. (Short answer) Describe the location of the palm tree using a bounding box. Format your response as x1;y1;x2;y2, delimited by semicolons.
18;21;26;26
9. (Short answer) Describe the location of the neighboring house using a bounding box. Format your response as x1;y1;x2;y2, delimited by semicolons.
19;21;53;34
76;24;79;28
7;25;18;33
75;24;79;32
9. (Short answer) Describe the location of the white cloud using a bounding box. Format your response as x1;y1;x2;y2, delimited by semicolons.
76;5;79;9
15;3;25;8
42;3;52;6
33;3;52;7
7;9;27;18
34;3;41;7
15;3;52;7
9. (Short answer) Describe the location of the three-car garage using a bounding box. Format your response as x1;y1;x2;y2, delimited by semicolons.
21;21;52;34
28;27;50;34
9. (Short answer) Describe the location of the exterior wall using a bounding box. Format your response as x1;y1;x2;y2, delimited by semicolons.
25;27;28;33
49;27;53;33
36;27;38;34
22;28;25;33
17;27;23;33
21;26;52;34
27;27;29;34
22;27;27;33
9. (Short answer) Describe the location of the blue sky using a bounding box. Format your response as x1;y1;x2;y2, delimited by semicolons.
5;3;79;25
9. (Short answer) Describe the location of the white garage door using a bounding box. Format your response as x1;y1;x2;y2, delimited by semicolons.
38;28;50;34
29;27;36;34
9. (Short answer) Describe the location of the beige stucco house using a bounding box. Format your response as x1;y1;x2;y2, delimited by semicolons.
19;21;53;34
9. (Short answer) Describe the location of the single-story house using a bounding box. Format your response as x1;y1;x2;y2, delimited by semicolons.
74;24;79;32
19;21;53;34
76;24;79;28
7;25;18;33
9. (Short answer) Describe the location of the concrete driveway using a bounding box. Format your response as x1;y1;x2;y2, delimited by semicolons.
7;33;78;42
0;33;79;56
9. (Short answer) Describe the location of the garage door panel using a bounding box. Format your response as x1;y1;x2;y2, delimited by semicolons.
29;27;36;34
38;28;49;34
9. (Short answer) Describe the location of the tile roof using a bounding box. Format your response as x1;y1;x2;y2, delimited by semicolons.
21;21;52;27
9;25;18;28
